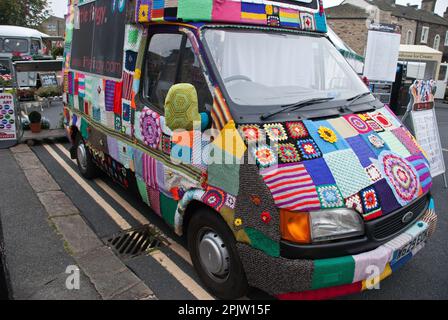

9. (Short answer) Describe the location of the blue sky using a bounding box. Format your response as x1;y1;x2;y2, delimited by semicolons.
49;0;448;18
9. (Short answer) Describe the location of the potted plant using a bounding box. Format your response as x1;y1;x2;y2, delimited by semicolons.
28;111;42;133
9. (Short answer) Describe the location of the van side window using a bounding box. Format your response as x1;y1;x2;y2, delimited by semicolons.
143;33;183;109
179;40;213;112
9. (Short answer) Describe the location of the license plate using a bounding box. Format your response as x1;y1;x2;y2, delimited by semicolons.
394;229;429;262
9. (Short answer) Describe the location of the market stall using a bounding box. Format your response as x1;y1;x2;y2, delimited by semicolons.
13;60;65;145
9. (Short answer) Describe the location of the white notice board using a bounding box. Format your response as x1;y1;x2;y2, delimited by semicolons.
364;27;401;82
411;109;446;177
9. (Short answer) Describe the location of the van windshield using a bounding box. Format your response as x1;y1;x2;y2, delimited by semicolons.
2;38;28;53
203;29;369;107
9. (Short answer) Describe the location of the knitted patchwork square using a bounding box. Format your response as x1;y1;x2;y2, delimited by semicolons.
360;186;382;220
162;133;171;155
327;117;358;138
260;163;321;211
278;143;301;163
365;164;383;183
323;149;372;198
296;138;322;160
392;127;421;155
407;154;432;194
202;186;226;212
286;121;309;139
225;194;236;209
361;132;390;157
252;144;278;168
239;124;264;143
373;179;401;216
378;131;411;158
345;193;363;214
344;114;372;134
317;185;345;209
303;158;336;186
305;120;349;153
346;135;376;168
365;119;384;133
263;123;288;142
369;111;395;130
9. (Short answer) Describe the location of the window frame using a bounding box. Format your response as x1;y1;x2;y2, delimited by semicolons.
421;26;429;44
433;34;440;50
139;28;213;115
444;30;448;46
406;30;413;45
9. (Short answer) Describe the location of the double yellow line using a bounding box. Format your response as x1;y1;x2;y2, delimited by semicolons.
43;144;215;300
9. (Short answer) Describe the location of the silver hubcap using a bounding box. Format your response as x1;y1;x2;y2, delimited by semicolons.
77;143;88;171
198;230;230;281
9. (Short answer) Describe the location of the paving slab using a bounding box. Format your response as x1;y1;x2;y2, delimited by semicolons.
23;168;60;193
38;191;79;218
51;215;103;255
12;152;44;170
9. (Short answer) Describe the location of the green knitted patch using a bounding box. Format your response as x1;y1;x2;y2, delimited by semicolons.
160;193;178;227
311;256;355;290
80;118;89;140
245;228;280;258
128;29;139;45
136;177;149;206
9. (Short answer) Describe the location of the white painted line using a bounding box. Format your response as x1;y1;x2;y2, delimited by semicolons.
43;144;132;230
54;143;193;266
50;143;211;300
151;251;214;300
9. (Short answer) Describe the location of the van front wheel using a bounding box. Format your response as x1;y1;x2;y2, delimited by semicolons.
187;208;249;300
75;136;98;179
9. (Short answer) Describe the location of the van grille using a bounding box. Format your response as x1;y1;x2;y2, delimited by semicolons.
372;195;429;240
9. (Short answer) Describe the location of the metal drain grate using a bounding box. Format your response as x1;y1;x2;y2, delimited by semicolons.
103;225;164;259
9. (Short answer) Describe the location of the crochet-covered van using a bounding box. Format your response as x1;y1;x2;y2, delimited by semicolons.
62;0;437;300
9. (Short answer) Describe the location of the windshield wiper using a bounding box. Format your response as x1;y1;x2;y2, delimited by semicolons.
344;92;373;110
260;97;335;121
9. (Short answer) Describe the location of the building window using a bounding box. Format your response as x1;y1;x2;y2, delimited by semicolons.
433;34;440;50
406;30;413;44
421;26;429;43
445;31;448;46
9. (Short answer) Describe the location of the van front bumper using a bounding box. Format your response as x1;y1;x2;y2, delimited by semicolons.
237;198;437;300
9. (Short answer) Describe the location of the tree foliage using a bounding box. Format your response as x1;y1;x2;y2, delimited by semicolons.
0;0;50;28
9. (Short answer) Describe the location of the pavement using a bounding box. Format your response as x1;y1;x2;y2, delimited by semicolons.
0;105;447;300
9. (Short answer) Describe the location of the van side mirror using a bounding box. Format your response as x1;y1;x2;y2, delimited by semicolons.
164;83;201;131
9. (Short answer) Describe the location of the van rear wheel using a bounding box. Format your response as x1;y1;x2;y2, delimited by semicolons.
187;208;249;300
75;135;98;179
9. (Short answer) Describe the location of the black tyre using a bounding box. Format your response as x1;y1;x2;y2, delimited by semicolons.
75;135;98;179
187;207;249;300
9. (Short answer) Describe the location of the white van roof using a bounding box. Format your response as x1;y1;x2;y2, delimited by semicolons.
0;25;49;39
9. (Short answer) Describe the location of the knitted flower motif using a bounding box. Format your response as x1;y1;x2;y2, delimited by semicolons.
318;126;338;143
368;134;385;148
261;212;272;224
234;218;243;227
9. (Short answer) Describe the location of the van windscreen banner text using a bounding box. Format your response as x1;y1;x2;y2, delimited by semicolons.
70;0;126;79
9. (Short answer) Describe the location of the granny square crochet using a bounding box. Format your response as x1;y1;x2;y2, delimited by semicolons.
278;143;301;163
296;138;322;160
286;121;309;139
345;193;363;214
360;186;382;219
316;185;345;209
323;149;372;198
264;123;288;142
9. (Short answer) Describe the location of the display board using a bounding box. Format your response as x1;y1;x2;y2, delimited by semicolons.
364;23;401;82
71;0;126;79
40;73;58;87
0;93;17;148
408;80;446;178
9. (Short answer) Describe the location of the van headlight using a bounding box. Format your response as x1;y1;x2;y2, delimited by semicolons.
310;209;365;243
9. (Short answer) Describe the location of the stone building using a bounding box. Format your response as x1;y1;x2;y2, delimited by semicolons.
326;0;448;61
39;16;65;37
